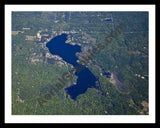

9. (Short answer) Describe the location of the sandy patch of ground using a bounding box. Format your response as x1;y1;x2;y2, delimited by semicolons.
139;101;149;115
109;72;129;94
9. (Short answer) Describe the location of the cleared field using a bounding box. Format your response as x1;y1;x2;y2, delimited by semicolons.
12;31;24;35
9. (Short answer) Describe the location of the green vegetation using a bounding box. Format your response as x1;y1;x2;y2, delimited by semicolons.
12;12;148;115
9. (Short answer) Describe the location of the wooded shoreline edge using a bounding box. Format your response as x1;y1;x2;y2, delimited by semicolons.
37;23;127;107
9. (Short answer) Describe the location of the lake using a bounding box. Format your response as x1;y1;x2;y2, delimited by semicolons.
46;34;98;100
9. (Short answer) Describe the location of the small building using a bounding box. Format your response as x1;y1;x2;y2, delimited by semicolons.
37;31;41;41
22;27;31;30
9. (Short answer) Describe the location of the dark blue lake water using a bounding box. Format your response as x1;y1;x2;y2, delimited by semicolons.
46;34;97;100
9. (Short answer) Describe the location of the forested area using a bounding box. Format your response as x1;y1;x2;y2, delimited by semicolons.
12;12;148;115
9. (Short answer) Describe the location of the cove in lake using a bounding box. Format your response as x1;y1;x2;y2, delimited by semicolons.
46;34;98;100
